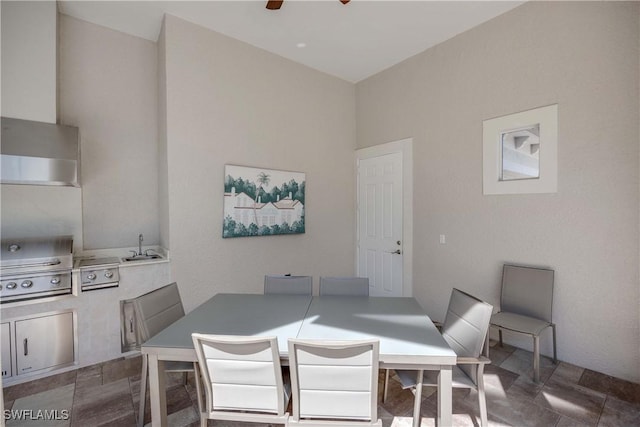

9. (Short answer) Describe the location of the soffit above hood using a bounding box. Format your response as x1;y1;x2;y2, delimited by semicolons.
1;117;80;187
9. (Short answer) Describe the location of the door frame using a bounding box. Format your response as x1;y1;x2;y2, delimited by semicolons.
355;138;413;297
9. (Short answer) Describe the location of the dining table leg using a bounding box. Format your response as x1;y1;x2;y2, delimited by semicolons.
437;366;453;427
147;354;167;427
412;369;424;427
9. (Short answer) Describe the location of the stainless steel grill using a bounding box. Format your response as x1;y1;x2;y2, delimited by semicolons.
77;257;120;291
0;236;73;303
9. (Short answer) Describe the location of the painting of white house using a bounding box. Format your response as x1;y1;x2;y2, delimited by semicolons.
223;165;305;238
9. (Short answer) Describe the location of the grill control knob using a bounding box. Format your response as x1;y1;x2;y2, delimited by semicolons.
6;282;17;290
104;271;114;279
51;277;61;285
21;280;33;289
87;273;97;281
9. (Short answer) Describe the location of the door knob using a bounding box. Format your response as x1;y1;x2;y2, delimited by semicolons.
385;249;401;255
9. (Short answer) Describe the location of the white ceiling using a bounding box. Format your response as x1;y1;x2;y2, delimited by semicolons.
58;0;525;83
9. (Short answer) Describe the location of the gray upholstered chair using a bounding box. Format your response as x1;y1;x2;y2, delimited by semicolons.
490;264;556;382
134;282;194;427
319;276;369;296
387;288;493;427
191;334;290;426
264;275;313;295
288;339;382;426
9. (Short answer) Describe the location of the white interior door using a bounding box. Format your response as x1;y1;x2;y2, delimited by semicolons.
357;151;404;296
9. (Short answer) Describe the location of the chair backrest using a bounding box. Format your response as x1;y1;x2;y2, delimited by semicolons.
319;276;369;296
133;282;185;342
441;288;493;385
501;264;554;322
288;339;379;423
264;275;313;295
192;334;287;415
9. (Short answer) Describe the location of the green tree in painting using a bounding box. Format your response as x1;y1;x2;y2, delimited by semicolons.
269;186;282;204
258;225;271;236
291;217;305;234
248;223;259;236
224;175;234;192
252;172;270;225
236;177;246;195
223;216;236;238
295;181;305;203
234;222;248;237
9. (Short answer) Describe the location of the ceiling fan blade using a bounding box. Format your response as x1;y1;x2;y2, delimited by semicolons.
266;1;283;10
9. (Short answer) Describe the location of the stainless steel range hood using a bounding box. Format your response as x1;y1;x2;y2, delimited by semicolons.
1;117;80;187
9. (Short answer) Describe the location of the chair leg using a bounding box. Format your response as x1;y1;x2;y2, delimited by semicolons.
532;335;540;383
193;362;206;427
383;369;389;403
138;354;148;427
483;331;490;359
498;329;503;347
551;324;557;364
477;364;488;427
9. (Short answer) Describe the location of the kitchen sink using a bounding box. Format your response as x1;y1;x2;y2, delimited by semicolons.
121;254;162;262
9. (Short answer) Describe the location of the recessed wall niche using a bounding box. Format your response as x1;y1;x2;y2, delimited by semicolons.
483;104;558;195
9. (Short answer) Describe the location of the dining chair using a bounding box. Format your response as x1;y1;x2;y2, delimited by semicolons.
490;264;557;382
385;288;493;427
191;334;290;426
287;338;382;426
264;274;313;295
318;276;369;296
134;282;194;427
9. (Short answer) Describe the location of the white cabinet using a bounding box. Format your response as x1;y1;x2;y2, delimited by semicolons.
1;322;12;378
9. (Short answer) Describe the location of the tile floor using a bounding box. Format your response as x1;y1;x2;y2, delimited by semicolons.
3;341;640;426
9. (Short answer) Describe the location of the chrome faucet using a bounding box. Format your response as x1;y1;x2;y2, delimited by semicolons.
138;234;143;256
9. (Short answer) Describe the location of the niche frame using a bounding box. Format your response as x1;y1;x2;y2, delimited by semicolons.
483;104;558;195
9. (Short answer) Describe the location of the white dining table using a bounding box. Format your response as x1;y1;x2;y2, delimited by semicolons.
141;293;456;427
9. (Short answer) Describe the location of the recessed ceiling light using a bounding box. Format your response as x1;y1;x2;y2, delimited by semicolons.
296;42;307;48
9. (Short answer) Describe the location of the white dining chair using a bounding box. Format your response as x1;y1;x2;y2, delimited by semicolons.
191;334;290;426
490;264;557;382
265;274;313;295
386;288;493;427
319;276;369;296
134;282;194;427
288;338;382;426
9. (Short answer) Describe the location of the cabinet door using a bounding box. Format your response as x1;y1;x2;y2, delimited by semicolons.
15;312;74;375
120;300;139;352
1;322;11;378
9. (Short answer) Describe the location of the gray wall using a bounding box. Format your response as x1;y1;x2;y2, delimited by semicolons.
356;1;640;381
158;21;170;251
0;3;84;252
8;1;637;382
161;15;357;310
1;0;56;123
59;15;159;250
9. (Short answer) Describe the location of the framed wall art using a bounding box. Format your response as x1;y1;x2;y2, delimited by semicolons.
483;104;558;195
223;165;306;238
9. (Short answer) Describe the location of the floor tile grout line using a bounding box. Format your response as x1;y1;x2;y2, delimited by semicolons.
4;349;640;427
